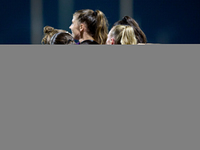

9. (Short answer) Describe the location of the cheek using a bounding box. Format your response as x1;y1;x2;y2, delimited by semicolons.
106;36;111;44
106;39;110;45
107;33;111;44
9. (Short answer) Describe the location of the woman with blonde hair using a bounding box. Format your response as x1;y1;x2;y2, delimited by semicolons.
106;25;137;45
113;16;147;44
41;26;74;44
69;9;108;44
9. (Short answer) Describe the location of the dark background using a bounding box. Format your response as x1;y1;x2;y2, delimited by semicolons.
0;0;199;44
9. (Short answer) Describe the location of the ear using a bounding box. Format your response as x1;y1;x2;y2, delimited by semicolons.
110;38;115;45
79;23;84;32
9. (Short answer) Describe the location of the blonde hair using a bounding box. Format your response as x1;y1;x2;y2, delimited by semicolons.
41;26;67;44
74;9;108;44
113;16;147;43
110;25;137;45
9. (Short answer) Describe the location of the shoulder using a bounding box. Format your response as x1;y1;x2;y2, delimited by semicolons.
80;40;99;44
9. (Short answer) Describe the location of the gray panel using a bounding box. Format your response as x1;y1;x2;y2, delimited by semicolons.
0;45;199;150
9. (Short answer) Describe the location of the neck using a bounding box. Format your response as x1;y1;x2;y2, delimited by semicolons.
79;32;94;43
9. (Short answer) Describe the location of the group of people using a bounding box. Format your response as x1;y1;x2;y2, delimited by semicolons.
41;9;147;45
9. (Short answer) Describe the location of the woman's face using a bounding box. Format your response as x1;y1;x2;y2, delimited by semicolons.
69;15;80;40
106;29;114;45
106;31;111;45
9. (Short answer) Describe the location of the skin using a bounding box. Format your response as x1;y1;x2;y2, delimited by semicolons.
106;29;115;45
69;15;95;43
69;15;81;40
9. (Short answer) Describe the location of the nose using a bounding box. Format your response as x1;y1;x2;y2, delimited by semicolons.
69;24;72;29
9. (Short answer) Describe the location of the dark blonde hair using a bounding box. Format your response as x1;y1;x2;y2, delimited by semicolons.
41;26;67;44
113;16;147;43
50;32;75;44
110;25;137;45
74;9;108;44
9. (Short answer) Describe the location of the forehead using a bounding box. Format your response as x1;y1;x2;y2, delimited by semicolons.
108;28;113;36
72;14;78;21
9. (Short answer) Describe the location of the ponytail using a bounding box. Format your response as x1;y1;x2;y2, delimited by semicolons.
110;25;137;45
94;10;108;44
121;26;137;45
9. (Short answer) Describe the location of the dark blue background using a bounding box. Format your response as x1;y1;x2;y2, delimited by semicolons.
0;0;199;44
